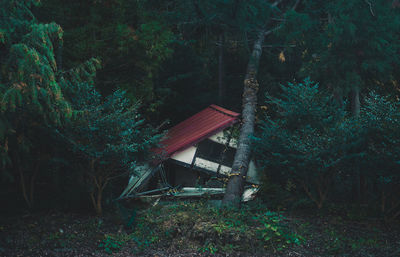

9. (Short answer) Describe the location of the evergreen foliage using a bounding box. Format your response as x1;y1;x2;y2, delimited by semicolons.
254;79;400;213
360;93;400;219
35;0;174;103
0;1;159;213
253;79;357;208
280;0;400;95
0;0;72;192
152;0;290;122
63;82;161;215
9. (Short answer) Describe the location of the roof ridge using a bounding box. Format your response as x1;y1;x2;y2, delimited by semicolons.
209;104;240;117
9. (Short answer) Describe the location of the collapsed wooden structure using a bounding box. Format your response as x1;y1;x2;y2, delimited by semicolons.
119;105;259;201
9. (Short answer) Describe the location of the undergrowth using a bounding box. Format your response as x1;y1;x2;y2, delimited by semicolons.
129;200;304;254
93;200;393;255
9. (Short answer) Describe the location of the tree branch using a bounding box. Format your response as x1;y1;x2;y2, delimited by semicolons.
264;0;302;37
264;26;280;36
271;0;283;8
364;0;375;17
262;44;296;48
292;0;301;10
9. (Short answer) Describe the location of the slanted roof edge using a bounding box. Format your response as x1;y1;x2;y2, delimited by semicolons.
168;118;239;158
152;104;240;164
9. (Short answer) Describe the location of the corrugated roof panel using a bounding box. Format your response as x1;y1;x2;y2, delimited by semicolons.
153;105;240;161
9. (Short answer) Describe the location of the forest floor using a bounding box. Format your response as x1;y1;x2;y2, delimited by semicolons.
1;200;399;257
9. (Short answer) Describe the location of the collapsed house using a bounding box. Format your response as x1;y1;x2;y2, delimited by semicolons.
119;104;259;201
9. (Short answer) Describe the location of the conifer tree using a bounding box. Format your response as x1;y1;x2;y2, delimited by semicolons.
0;0;100;207
253;79;355;209
221;0;302;207
35;0;174;103
280;0;400;201
281;0;400;110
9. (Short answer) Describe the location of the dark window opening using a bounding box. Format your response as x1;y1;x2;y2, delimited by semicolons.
196;139;236;167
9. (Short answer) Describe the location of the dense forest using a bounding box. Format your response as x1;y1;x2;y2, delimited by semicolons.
1;0;400;256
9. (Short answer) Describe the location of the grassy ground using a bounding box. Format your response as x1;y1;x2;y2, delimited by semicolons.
0;200;399;256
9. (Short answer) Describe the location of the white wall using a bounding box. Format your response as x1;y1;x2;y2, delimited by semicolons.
169;128;259;184
170;146;197;165
194;157;219;172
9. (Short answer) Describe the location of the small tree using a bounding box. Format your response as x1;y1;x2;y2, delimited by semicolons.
253;79;356;209
65;83;161;215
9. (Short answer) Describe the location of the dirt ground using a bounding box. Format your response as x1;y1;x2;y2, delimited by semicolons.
1;205;399;257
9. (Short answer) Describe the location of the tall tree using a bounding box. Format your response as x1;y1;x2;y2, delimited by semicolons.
222;0;302;207
0;0;101;208
280;0;400;202
222;29;266;206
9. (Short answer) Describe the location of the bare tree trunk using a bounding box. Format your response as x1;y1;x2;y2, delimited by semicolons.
222;29;266;207
351;87;360;117
90;175;108;216
18;163;38;209
19;167;31;209
221;0;299;207
351;87;362;202
88;159;105;216
218;32;225;106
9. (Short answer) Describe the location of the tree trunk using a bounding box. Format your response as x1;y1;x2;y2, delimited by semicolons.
351;87;360;117
218;32;225;106
15;153;39;209
90;175;107;216
96;185;103;216
350;87;362;202
222;29;266;207
88;159;105;216
18;163;38;209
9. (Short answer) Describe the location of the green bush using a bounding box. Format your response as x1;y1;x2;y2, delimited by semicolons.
253;79;400;217
253;79;357;209
98;234;125;254
255;211;304;251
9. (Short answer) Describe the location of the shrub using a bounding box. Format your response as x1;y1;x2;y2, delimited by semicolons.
255;211;304;251
253;79;358;209
98;234;125;254
64;84;162;215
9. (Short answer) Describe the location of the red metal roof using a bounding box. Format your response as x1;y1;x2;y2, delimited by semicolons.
153;105;240;161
